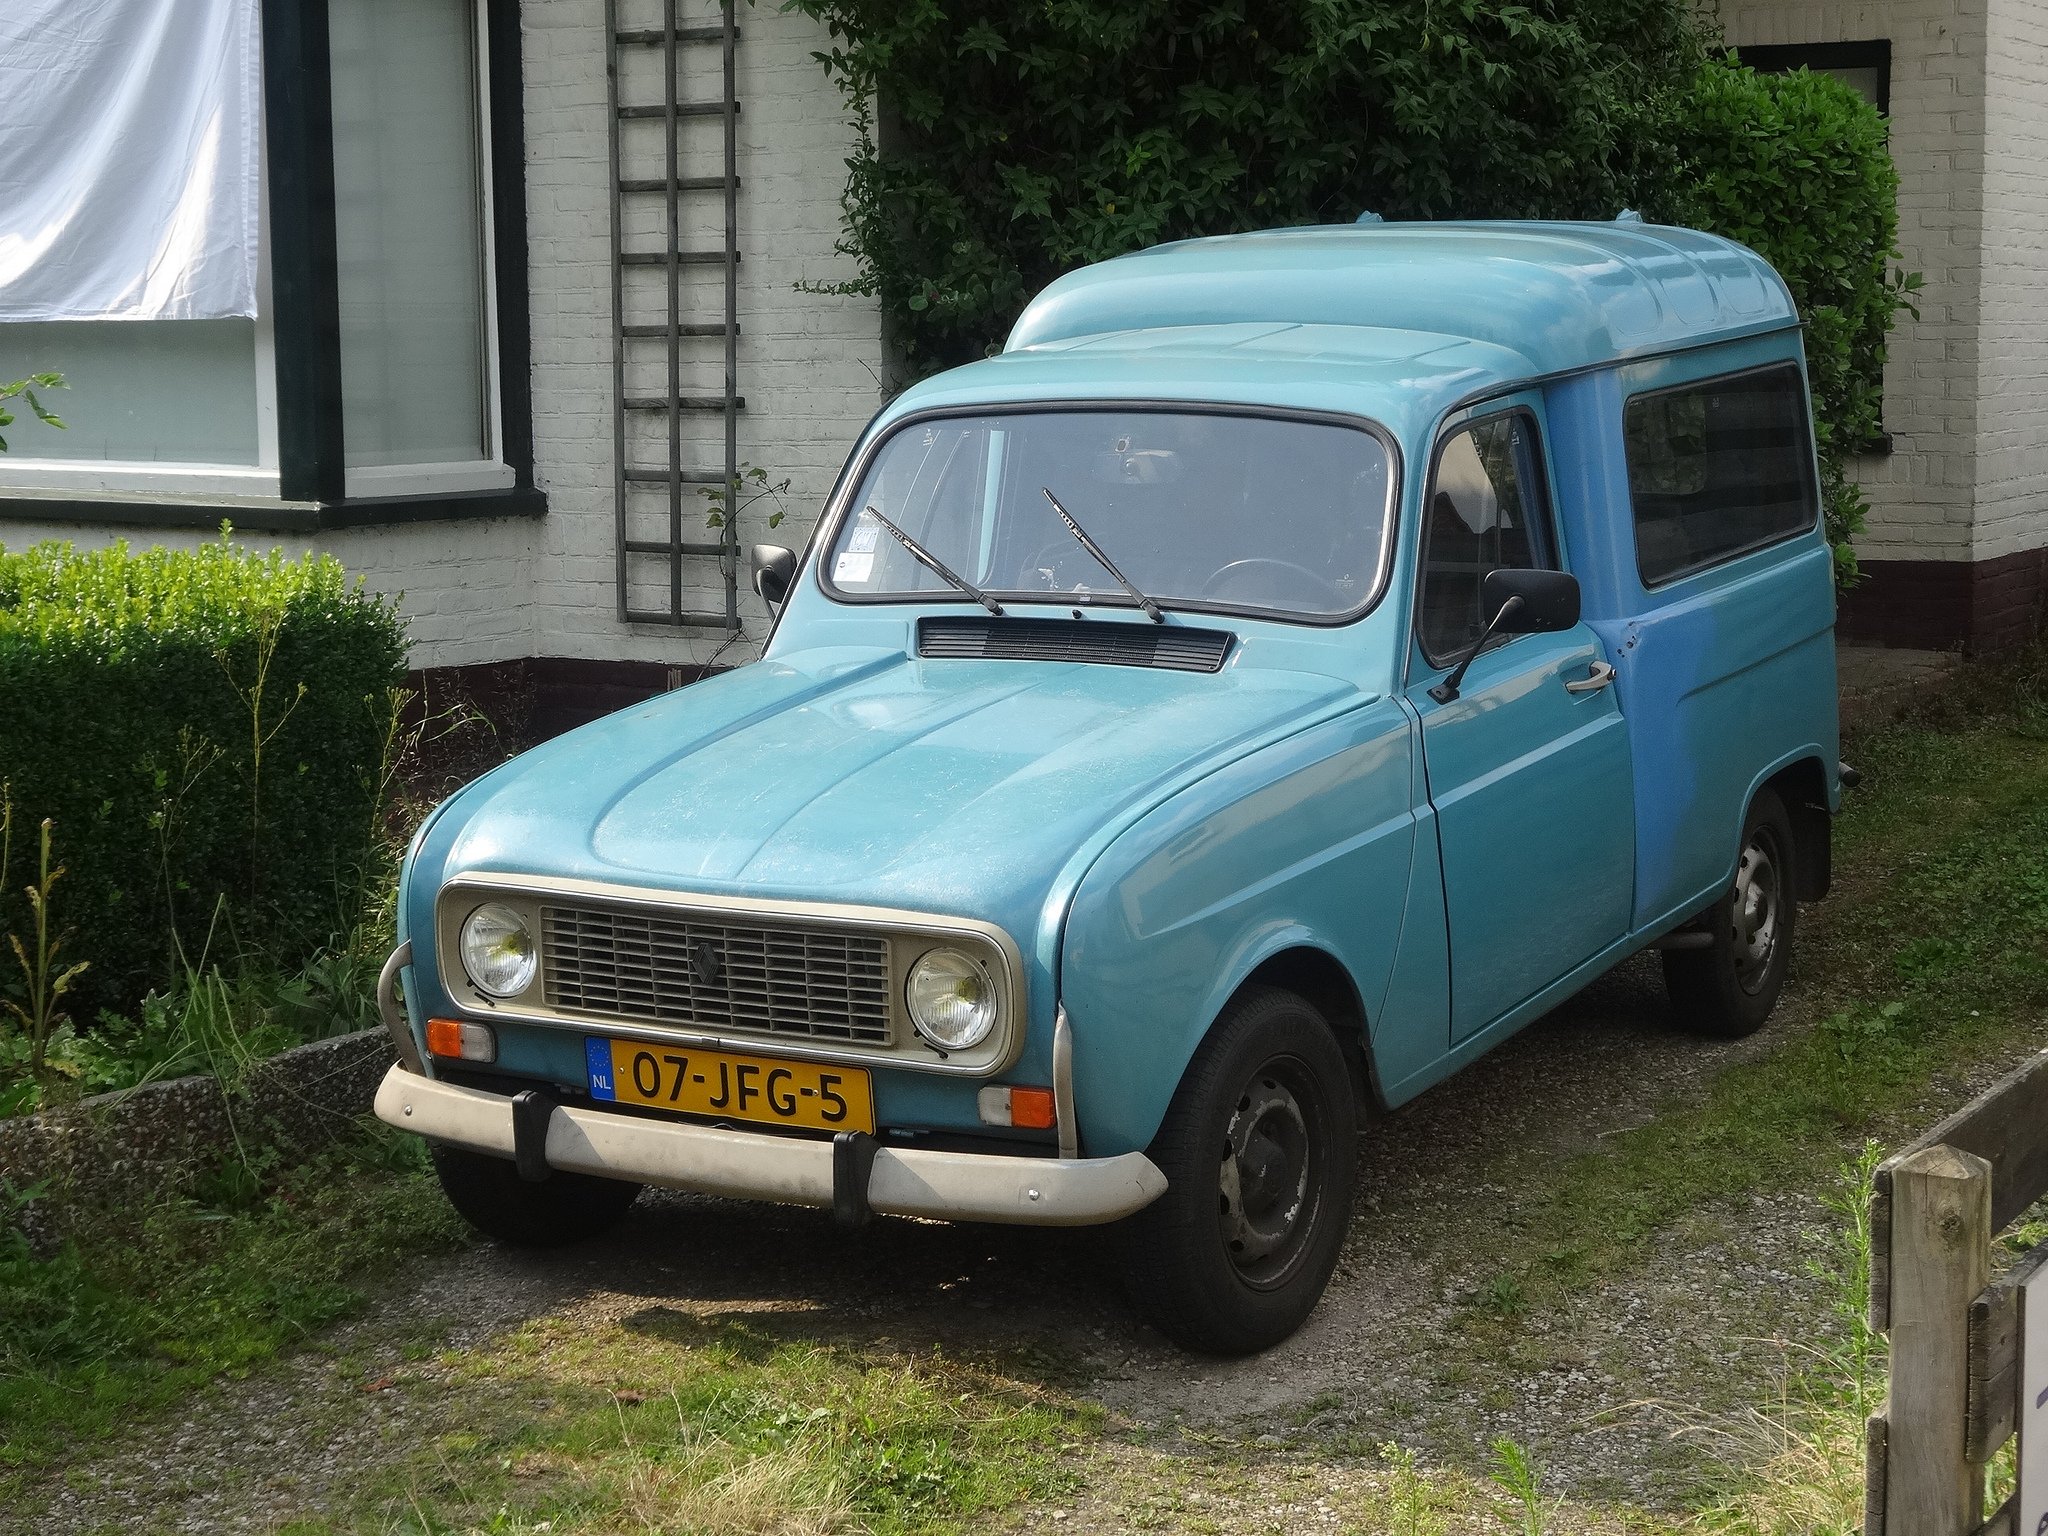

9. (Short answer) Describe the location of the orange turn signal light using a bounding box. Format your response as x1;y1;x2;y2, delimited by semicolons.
1008;1086;1058;1130
426;1017;497;1063
977;1083;1058;1130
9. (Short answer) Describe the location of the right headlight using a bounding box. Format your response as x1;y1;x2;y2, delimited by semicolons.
905;947;998;1050
460;902;536;998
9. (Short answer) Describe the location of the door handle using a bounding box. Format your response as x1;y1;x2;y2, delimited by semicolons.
1563;660;1616;695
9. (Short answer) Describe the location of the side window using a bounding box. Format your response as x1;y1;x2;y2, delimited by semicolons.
1418;413;1553;663
1625;365;1819;587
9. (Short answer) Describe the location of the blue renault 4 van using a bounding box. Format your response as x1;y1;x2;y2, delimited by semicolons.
376;220;1839;1355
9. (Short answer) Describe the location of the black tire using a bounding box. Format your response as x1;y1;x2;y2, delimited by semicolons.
430;1143;642;1248
1663;787;1799;1039
1116;986;1358;1356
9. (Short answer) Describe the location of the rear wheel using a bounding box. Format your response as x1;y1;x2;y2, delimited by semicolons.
1116;986;1358;1355
1663;788;1798;1039
431;1144;642;1247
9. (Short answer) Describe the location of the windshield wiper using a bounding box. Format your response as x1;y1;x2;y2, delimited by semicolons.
1040;487;1166;623
862;506;1005;616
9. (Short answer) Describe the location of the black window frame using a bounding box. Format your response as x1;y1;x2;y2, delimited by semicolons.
1736;40;1891;117
1621;361;1823;592
0;0;540;534
1413;406;1560;670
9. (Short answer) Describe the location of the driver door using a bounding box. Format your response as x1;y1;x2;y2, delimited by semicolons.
1403;402;1635;1043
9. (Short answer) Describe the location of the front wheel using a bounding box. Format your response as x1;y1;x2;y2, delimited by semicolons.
1663;787;1798;1039
1116;986;1358;1355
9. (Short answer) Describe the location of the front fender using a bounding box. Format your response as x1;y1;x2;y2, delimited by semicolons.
1058;697;1417;1156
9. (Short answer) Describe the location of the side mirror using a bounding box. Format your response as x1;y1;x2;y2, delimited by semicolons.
1428;567;1581;704
751;544;796;608
1482;567;1580;634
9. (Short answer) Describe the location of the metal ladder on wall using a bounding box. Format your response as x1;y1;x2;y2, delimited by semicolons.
606;0;742;630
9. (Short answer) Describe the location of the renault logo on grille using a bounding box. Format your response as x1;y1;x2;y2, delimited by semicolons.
691;939;723;987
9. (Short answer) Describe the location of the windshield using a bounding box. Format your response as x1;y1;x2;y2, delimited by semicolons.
822;409;1395;621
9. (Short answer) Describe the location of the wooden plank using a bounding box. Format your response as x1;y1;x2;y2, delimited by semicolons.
1972;1495;2015;1536
1865;1412;1889;1536
1886;1144;1992;1534
1873;1047;2048;1331
1968;1273;2020;1464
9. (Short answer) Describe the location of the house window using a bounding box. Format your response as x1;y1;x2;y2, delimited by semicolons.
1737;40;1891;116
0;0;535;529
1;320;262;467
331;0;505;491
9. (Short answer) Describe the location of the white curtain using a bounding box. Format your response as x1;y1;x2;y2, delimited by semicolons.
0;0;262;321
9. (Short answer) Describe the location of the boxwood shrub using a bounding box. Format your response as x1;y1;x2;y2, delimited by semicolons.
0;538;408;1019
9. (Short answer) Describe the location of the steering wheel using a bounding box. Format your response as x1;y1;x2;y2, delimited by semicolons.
1016;538;1099;593
1201;558;1345;609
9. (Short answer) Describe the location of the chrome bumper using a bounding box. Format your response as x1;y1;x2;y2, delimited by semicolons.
373;1064;1167;1228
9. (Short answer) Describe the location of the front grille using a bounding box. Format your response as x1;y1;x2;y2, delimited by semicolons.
918;615;1233;672
540;904;893;1044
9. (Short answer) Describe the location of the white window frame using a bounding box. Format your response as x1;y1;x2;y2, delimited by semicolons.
339;0;507;499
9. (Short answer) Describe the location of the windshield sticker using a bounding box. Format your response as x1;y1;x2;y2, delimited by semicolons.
849;517;881;554
835;550;875;583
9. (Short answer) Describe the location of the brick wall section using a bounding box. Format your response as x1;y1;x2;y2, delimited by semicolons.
1974;0;2048;570
1716;0;1988;566
521;0;886;670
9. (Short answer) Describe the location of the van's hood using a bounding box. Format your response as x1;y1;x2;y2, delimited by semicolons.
425;645;1361;930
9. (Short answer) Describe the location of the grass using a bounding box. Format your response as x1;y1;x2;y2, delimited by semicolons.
279;1314;1097;1535
0;1126;464;1489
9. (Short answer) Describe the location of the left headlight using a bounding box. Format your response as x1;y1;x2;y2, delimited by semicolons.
460;902;536;998
905;947;998;1050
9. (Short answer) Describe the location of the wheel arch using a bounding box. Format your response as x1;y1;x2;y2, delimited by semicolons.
1757;753;1831;901
1236;944;1382;1114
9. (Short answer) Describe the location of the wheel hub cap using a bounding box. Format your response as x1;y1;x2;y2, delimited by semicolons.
1218;1075;1310;1271
1731;836;1781;993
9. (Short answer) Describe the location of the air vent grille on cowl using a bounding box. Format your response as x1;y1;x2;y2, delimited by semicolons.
917;616;1232;673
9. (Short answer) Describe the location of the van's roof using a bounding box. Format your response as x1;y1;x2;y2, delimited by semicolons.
875;221;1800;443
1005;220;1798;376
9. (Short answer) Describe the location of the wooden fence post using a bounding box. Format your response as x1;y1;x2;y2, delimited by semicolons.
1886;1143;1993;1533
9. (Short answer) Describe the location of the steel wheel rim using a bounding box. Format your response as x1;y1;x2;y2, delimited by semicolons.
1730;827;1783;995
1216;1057;1323;1289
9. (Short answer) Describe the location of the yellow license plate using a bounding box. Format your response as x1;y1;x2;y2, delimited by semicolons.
585;1036;874;1134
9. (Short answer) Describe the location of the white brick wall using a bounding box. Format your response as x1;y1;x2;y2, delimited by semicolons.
522;0;886;668
1716;0;1989;564
1974;0;2048;562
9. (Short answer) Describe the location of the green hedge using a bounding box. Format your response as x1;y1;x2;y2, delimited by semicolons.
786;0;1706;375
0;538;408;1019
1640;56;1918;583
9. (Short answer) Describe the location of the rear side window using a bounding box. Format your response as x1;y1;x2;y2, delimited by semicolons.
1624;365;1819;587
